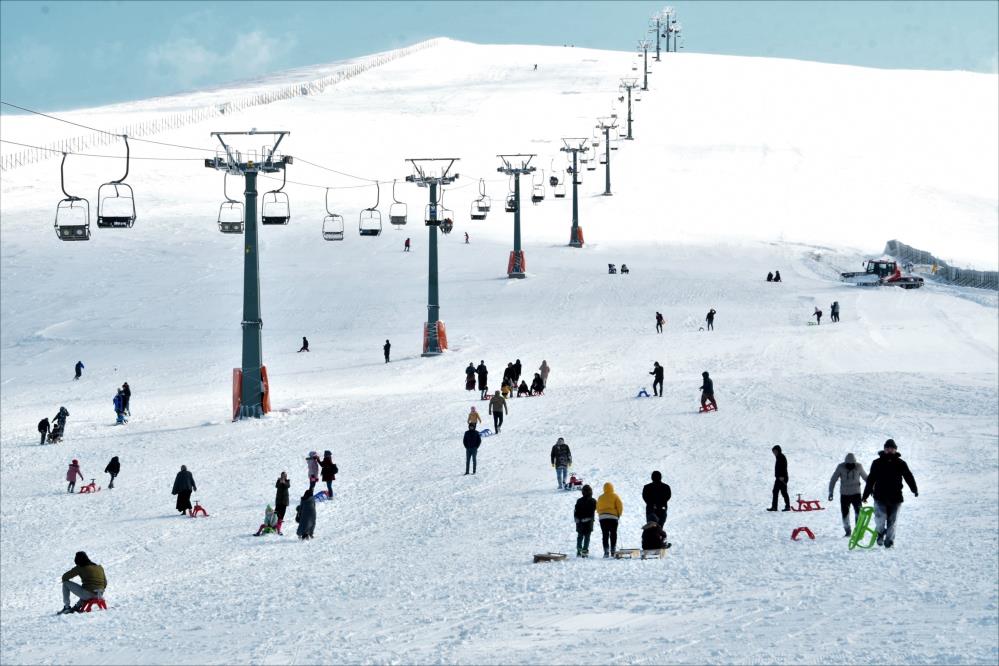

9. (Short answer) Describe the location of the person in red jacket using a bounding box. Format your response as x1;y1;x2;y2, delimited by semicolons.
66;460;83;493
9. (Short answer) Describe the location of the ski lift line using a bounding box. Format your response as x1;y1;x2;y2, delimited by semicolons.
0;139;203;161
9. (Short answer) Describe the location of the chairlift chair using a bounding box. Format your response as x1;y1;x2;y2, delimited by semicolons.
531;184;545;204
505;193;517;213
322;188;344;241
359;181;382;236
96;135;136;229
261;168;291;225
470;200;487;221
439;190;454;234
217;173;244;234
54;153;91;241
389;179;408;226
554;179;566;199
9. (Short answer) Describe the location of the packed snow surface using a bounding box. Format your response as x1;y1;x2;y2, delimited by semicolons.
1;40;997;664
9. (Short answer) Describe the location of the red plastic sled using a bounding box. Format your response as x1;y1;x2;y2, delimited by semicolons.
80;598;108;612
698;404;717;413
189;501;209;517
791;526;815;541
790;494;825;512
79;480;100;494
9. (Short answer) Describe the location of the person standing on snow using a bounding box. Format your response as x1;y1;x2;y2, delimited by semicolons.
404;237;411;252
830;301;840;323
383;340;391;363
574;484;596;557
74;361;84;380
699;371;717;411
172;465;197;515
465;363;476;391
550;437;573;489
298;337;310;352
829;453;869;536
513;359;523;384
656;312;665;334
862;439;918;548
463;423;481;475
38;417;50;446
274;472;290;532
305;451;320;492
767;446;790;512
539;360;550;386
649;362;664;397
113;389;127;425
464;231;469;244
58;551;106;614
467;406;482;428
488;391;508;433
121;382;131;416
642;470;672;526
319;451;337;497
296;488;317;540
476;361;489;400
596;482;623;558
66;459;83;493
104;456;120;489
813;307;823;325
705;308;716;331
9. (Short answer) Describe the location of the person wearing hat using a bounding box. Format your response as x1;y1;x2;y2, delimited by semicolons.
550;437;572;489
171;465;197;515
699;372;717;411
641;520;670;552
642;471;672;526
295;488;317;540
104;456;120;489
476;361;489;400
573;484;596;557
828;453;869;536
596;482;623;558
463;423;482;475
862;439;918;548
319;451;338;498
306;451;320;492
59;551;106;614
66;459;83;493
649;362;664;397
767;446;790;512
254;505;280;536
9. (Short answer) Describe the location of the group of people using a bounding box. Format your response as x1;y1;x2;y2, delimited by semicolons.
771;439;918;548
766;271;783;282
812;302;840;324
113;383;131;424
572;471;672;558
65;456;120;492
38;406;69;444
467;359;549;400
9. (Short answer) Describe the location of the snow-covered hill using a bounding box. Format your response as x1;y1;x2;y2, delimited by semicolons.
1;40;997;664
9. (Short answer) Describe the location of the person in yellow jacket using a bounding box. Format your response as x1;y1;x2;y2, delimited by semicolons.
596;482;623;558
467;406;482;428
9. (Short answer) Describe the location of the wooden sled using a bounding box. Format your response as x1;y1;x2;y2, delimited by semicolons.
641;548;668;559
613;549;641;560
533;552;568;563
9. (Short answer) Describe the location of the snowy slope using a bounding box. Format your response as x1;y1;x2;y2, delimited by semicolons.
1;40;997;665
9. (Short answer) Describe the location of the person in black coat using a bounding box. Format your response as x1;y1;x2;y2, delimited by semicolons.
642;471;671;525
767;271;774;282
295;489;316;540
767;446;790;511
513;359;522;383
298;337;309;352
705;308;716;331
700;372;717;410
641;521;669;551
574;485;596;557
649;362;664;397
104;456;120;489
465;363;476;391
655;312;664;334
38;418;50;446
530;373;545;395
862;439;918;548
274;472;291;529
476;361;489;399
773;271;782;282
463;423;481;475
74;361;84;380
319;451;337;497
121;383;131;415
383;339;391;363
172;465;196;515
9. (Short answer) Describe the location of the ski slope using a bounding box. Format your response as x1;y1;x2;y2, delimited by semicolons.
1;39;997;664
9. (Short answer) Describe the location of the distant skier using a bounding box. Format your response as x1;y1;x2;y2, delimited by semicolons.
254;505;279;536
274;471;290;532
699;371;717;411
642;470;671;526
539;360;550;386
319;450;338;498
404;237;411;252
574;484;596;557
464;231;469;244
649;362;664;397
58;551;106;614
172;465;197;515
517;380;530;397
295;488;317;540
705;308;716;331
862;439;918;548
383;339;391;363
463;423;481;475
655;312;664;334
104;456;120;489
489;391;508;433
596;482;623;558
38;417;50;446
830;301;840;323
767;446;790;512
121;382;131;415
813;307;823;325
66;459;83;493
530;372;545;395
829;453;869;536
298;337;310;352
533;63;538;71
476;361;489;400
113;389;127;425
767;271;774;282
306;451;320;491
551;437;572;489
465;363;476;391
773;271;782;282
74;361;84;380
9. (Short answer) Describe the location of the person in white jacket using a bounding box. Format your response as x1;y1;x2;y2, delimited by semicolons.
829;453;869;536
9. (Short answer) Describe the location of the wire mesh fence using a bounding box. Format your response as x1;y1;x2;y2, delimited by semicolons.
884;239;998;291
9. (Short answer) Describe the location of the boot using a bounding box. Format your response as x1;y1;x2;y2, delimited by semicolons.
603;549;610;559
844;527;851;537
781;506;791;512
766;507;778;512
576;548;582;557
276;520;283;535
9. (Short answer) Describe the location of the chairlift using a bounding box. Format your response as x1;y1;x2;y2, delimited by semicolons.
389;179;407;226
54;152;91;241
322;188;344;241
505;193;517;213
439;189;454;234
477;179;492;212
96;135;136;229
217;172;244;234
359;181;382;236
261;168;290;225
554;175;566;199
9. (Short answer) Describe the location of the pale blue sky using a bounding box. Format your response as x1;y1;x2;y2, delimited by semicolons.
1;1;997;111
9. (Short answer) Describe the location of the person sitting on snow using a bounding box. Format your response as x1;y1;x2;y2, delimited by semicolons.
530;373;545;395
254;505;280;536
517;380;530;397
